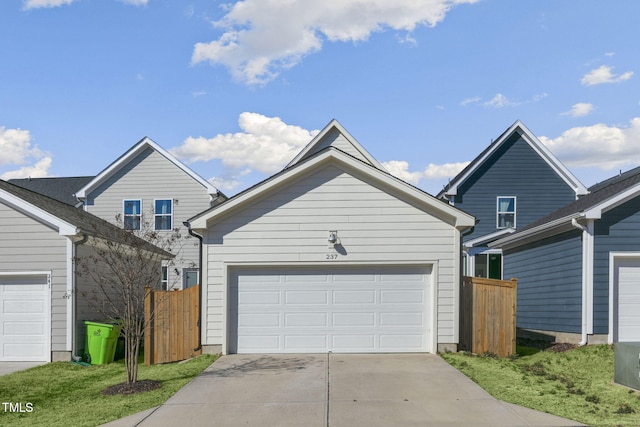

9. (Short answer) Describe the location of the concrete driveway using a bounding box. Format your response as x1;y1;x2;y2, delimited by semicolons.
0;362;46;376
104;354;584;427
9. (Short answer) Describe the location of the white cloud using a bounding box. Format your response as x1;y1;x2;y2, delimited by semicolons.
23;0;73;9
563;102;594;118
192;0;477;85
460;97;481;107
540;118;640;170
0;126;53;179
581;65;633;86
485;93;512;108
483;92;547;108
170;112;319;175
23;0;146;9
0;127;41;166
382;160;470;185
1;157;53;180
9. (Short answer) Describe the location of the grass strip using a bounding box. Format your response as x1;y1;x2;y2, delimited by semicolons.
442;345;640;427
0;354;217;427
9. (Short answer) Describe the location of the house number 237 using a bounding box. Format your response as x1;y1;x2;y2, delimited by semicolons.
326;253;338;260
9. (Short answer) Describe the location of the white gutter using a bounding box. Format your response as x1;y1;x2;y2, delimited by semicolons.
571;217;591;346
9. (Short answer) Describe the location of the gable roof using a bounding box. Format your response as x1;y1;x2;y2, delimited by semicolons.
189;145;475;231
0;179;172;256
286;119;384;169
75;136;223;200
492;167;640;248
8;176;94;206
437;120;588;199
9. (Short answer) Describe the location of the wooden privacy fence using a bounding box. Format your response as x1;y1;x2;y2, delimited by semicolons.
460;276;517;357
144;285;201;365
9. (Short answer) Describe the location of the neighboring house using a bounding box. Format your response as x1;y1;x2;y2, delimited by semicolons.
187;120;475;355
437;120;587;279
0;180;170;362
9;176;94;207
74;137;225;290
493;166;640;345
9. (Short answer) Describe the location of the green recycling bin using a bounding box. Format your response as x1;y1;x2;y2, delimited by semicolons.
85;321;122;365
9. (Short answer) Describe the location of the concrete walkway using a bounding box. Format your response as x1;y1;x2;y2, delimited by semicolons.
102;354;585;427
0;361;46;376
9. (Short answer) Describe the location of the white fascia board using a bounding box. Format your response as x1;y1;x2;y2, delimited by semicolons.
584;184;640;219
76;137;219;199
444;120;587;197
490;213;580;249
0;190;78;236
286;119;384;170
464;228;515;248
191;149;474;230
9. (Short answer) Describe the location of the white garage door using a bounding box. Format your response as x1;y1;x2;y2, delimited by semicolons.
615;257;640;342
0;274;50;362
229;266;432;353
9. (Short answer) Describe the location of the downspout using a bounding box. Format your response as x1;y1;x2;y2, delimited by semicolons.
71;233;89;361
183;221;203;352
571;218;588;346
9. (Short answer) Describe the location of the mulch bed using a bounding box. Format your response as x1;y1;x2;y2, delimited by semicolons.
102;380;162;396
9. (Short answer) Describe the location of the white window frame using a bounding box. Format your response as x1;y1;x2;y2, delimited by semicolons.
123;199;142;230
161;265;169;291
154;199;173;231
496;196;516;229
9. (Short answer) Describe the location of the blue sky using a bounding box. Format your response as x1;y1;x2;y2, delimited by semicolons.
1;0;639;195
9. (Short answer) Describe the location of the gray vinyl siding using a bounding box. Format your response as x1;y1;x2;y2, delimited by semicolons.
0;202;69;353
84;147;211;289
203;164;461;348
455;132;576;240
504;230;582;333
593;196;640;334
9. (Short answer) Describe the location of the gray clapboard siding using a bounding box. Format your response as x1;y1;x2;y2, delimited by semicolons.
504;229;582;333
456;132;576;239
85;147;212;288
0;203;68;352
593;196;640;334
204;164;459;345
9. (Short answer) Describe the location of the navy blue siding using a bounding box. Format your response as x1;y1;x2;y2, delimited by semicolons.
504;230;582;333
593;196;640;334
456;132;576;241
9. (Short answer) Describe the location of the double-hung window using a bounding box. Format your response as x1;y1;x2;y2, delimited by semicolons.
154;199;173;231
123;200;142;230
497;196;516;229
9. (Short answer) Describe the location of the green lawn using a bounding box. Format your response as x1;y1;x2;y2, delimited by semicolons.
442;344;640;427
0;354;217;427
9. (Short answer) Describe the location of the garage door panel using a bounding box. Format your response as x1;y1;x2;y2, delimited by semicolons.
333;290;375;304
615;258;640;342
285;312;328;327
285;290;328;304
332;335;374;350
4;321;46;336
380;334;424;350
0;274;49;362
239;313;280;327
285;335;327;350
332;312;375;327
380;312;423;326
239;290;280;304
380;289;423;304
231;266;431;353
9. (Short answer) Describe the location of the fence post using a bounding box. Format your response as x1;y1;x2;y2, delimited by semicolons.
144;286;153;366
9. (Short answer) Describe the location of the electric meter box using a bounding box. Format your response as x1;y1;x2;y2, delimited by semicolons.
614;342;640;390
